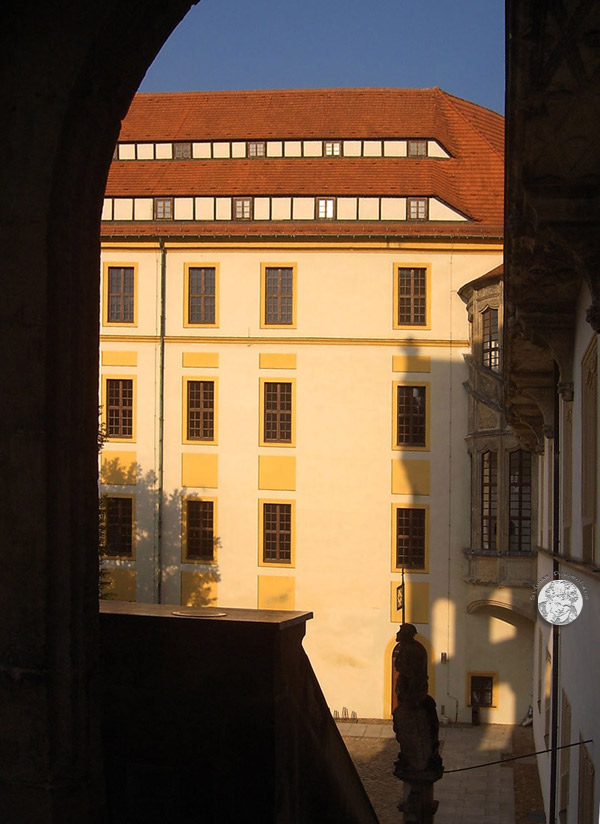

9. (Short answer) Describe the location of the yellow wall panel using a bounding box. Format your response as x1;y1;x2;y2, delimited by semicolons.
390;581;429;624
259;353;297;369
258;456;296;490
182;352;219;368
182;453;218;488
100;451;137;485
257;576;296;610
392;460;430;495
181;570;218;607
392;355;431;373
102;569;136;601
101;351;138;366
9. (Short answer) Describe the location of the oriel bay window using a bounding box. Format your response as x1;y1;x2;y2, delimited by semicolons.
186;379;216;442
395;384;428;449
262;265;295;327
393;506;427;571
261;380;294;445
183;499;216;562
105;378;134;439
509;449;532;552
261;501;294;565
186;265;217;326
102;496;134;558
395;265;428;328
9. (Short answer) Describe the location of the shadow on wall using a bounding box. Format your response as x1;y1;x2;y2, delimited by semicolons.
99;455;220;606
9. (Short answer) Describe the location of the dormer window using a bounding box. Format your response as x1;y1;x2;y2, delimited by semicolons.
174;142;192;160
317;197;336;220
233;197;253;220
154;197;173;220
324;141;342;157
247;141;266;158
482;307;500;371
408;139;427;157
407;198;428;220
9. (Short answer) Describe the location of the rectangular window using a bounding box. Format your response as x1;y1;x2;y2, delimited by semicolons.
482;308;500;371
154;197;173;220
470;674;494;707
184;499;215;561
324;140;342;157
509;449;532;552
187;266;216;325
407;197;428;220
316;197;336;219
106;378;133;439
264;267;293;326
174;142;192;159
233;197;253;220
263;502;292;563
396;266;428;327
107;266;135;323
481;451;498;550
187;380;215;441
263;382;292;443
395;507;426;570
247;141;266;158
396;385;427;448
102;496;133;557
408;139;427;157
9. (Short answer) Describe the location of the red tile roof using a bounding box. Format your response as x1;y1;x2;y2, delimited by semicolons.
103;87;504;240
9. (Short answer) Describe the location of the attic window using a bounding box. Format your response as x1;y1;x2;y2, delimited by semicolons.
324;141;342;157
154;198;173;220
317;198;336;220
407;198;428;221
233;197;253;220
247;141;266;158
174;142;192;160
408;140;427;157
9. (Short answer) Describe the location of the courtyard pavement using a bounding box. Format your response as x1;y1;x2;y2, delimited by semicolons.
337;721;524;824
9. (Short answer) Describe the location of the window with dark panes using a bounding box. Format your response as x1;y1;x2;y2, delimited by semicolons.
173;142;192;159
247;141;266;157
103;496;133;557
397;267;427;326
509;449;532;552
396;385;426;447
482;308;500;371
154;197;173;219
185;499;214;561
395;507;426;569
106;379;133;438
407;197;428;220
107;266;134;323
481;451;497;550
408;139;427;157
470;675;493;707
265;267;293;325
264;382;292;443
188;267;216;325
233;197;253;220
187;380;215;441
263;503;292;562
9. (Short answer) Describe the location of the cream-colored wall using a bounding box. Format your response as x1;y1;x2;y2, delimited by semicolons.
100;241;506;718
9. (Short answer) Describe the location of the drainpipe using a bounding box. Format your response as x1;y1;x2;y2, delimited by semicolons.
155;240;167;603
548;363;561;823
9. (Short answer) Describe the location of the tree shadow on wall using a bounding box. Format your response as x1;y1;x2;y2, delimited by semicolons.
99;454;220;606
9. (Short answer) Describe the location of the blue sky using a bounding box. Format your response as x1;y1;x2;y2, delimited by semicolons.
139;0;505;114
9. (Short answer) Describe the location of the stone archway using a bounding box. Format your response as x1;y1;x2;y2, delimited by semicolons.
0;4;196;820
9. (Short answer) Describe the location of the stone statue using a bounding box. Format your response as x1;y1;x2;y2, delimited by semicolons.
392;624;443;822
